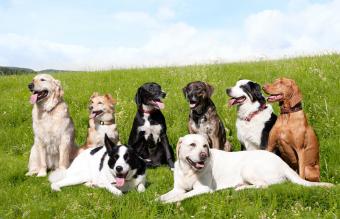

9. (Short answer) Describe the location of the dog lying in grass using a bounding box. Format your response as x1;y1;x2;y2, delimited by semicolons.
75;92;120;157
26;74;77;177
158;134;333;203
49;134;146;195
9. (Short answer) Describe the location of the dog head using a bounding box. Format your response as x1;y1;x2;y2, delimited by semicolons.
134;82;166;110
182;81;214;109
226;80;266;107
88;92;116;121
263;78;302;108
28;74;64;111
104;134;145;188
176;134;210;171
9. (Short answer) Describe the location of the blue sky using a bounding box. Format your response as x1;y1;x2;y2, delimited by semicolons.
0;0;338;70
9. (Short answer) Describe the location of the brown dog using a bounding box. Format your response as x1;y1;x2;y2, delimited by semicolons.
76;92;120;156
263;78;320;182
183;81;232;151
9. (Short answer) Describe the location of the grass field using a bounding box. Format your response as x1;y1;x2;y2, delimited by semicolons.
0;55;339;218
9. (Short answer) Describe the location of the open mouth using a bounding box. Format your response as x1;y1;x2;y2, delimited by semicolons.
267;94;283;102
150;98;164;109
30;90;48;104
228;96;246;106
186;157;205;170
114;172;128;188
90;110;104;118
189;100;198;109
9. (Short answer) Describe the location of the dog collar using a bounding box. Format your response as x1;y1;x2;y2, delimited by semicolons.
98;119;115;125
280;102;303;114
243;104;267;122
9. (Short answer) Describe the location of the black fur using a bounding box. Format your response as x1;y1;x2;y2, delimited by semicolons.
90;146;103;155
241;81;266;105
99;152;108;171
104;134;146;175
128;83;175;169
260;113;277;149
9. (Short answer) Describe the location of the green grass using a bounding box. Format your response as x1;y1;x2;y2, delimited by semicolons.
0;54;339;218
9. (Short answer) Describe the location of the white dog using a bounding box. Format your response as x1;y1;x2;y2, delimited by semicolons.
26;74;77;177
158;134;333;203
49;135;146;195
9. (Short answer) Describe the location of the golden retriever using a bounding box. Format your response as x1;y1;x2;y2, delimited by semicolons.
26;74;77;177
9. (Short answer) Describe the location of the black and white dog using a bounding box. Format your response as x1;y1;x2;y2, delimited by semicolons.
128;82;175;169
49;135;146;195
226;80;277;151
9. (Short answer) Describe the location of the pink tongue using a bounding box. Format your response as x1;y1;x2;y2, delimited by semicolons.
30;94;38;104
116;177;125;187
90;112;96;119
196;163;205;168
155;101;164;109
228;98;236;107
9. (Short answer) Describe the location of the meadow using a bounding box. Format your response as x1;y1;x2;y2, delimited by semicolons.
0;55;339;218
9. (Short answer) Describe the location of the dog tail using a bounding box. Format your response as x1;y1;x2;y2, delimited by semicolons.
284;166;333;187
48;169;67;183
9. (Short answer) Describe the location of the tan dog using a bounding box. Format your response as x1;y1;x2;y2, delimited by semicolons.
77;92;120;155
263;78;320;182
27;74;77;177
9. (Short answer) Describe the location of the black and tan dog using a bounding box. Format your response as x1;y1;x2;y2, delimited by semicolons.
128;82;175;169
182;81;232;151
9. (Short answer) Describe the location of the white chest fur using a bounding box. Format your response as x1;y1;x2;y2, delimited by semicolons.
94;123;119;145
137;114;162;143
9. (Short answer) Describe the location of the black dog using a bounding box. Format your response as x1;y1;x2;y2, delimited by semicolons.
128;82;175;169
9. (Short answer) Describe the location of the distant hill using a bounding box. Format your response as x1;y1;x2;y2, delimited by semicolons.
0;66;36;75
38;69;69;74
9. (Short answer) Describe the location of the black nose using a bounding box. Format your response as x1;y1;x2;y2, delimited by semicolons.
200;152;208;160
28;83;34;91
115;166;123;172
226;88;231;95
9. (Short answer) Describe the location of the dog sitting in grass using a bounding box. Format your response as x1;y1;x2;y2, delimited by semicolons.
26;74;77;177
75;92;120;157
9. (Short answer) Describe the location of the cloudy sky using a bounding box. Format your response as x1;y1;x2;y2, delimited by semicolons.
0;0;339;70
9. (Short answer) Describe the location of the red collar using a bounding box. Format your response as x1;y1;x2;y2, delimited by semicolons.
280;102;302;114
138;107;157;115
243;104;267;122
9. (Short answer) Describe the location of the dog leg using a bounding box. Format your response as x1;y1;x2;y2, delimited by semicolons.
99;183;123;196
160;134;175;168
26;144;40;176
37;145;47;177
59;139;71;170
163;186;211;203
51;176;86;191
137;183;146;193
235;184;268;191
158;188;186;202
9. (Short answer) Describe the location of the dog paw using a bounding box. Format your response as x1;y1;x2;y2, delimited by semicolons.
25;171;37;176
137;184;145;193
51;183;61;192
37;170;47;177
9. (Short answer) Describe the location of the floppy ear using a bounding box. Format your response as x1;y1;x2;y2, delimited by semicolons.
249;82;266;105
204;82;214;98
182;86;188;99
90;92;99;99
53;79;64;98
104;134;116;154
288;80;302;108
176;137;183;160
134;87;143;107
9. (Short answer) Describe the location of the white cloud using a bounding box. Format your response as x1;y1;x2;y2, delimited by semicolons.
0;0;340;70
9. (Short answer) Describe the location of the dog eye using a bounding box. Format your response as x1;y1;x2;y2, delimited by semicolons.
98;101;103;105
40;78;46;81
114;154;119;160
123;154;129;160
190;143;196;147
203;144;208;148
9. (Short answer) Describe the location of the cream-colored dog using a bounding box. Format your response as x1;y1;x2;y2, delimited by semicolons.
26;74;77;177
77;92;120;155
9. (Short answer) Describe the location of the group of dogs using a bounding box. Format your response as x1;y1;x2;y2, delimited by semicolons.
25;74;333;203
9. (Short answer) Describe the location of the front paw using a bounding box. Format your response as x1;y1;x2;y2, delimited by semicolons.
111;189;123;196
51;183;61;192
137;184;145;193
37;169;47;177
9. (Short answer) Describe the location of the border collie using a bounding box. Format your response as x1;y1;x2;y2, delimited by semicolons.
226;80;277;151
49;135;146;195
128;82;175;169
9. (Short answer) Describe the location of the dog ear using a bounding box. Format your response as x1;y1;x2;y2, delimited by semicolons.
182;86;188;99
90;92;99;99
105;94;117;105
54;79;64;98
176;137;183;159
250;82;266;105
134;87;143;107
288;80;302;108
204;82;214;98
104;134;116;154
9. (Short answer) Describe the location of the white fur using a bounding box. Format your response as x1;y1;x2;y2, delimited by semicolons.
26;74;76;177
229;79;274;150
49;146;146;195
158;134;333;203
138;113;162;143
